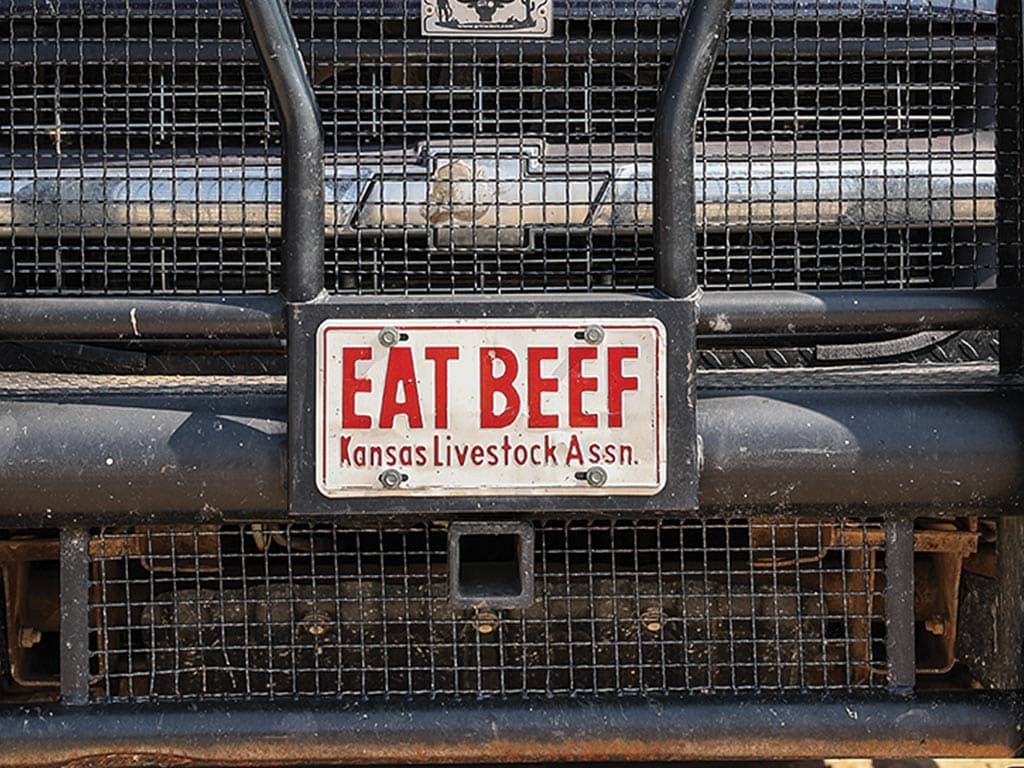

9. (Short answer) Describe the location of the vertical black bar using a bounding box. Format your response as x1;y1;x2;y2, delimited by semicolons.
59;528;91;705
240;0;324;303
653;0;733;298
884;519;915;691
997;0;1024;372
991;517;1024;688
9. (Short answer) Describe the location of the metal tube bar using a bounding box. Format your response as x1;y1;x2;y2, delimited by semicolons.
0;289;1017;341
0;296;286;340
885;519;916;690
697;288;1024;334
58;529;91;706
0;134;994;239
0;694;1014;764
991;516;1024;688
654;0;733;297
239;0;324;302
0;380;1021;524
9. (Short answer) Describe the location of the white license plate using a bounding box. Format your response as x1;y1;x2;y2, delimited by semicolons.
315;318;666;497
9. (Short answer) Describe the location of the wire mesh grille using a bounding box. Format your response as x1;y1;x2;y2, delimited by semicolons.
0;0;1010;295
89;519;889;701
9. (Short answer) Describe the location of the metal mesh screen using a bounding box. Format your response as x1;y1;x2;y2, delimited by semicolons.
0;0;1007;295
0;5;281;296
89;519;889;701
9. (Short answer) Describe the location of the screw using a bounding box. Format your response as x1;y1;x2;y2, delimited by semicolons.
301;611;334;637
641;608;664;633
585;466;607;487
378;327;401;347
18;627;41;649
379;469;404;489
583;324;605;345
474;611;499;634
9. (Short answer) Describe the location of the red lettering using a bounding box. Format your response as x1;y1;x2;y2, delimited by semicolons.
568;346;598;428
425;346;460;429
527;346;559;428
480;347;520;428
378;347;424;429
342;347;372;429
608;346;639;428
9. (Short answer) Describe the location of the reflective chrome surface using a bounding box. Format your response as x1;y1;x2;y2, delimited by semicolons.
1;133;993;245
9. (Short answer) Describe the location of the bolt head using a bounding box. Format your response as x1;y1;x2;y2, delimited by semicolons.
641;608;664;633
583;324;605;345
474;611;499;634
585;466;607;487
301;612;334;637
18;627;42;648
379;469;404;489
378;327;401;347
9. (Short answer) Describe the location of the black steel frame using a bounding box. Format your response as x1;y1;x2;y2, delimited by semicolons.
239;0;324;304
4;375;1018;758
654;0;733;299
0;694;1018;764
0;0;1022;758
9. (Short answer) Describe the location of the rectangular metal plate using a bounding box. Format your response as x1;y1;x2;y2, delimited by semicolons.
315;318;666;497
421;0;552;38
289;295;697;515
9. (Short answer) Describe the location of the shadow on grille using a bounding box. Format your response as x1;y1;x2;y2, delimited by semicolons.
89;519;888;701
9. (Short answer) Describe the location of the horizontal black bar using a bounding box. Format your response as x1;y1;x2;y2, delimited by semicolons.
0;296;286;340
1;35;987;65
0;290;1016;341
0;693;1015;765
0;375;1021;524
698;288;1024;335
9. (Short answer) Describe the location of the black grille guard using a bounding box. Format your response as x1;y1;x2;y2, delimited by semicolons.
0;0;1022;759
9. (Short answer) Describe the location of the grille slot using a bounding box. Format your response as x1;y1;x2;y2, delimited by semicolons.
89;519;889;701
0;1;1008;296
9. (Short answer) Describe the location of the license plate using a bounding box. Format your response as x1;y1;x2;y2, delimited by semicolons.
315;318;667;497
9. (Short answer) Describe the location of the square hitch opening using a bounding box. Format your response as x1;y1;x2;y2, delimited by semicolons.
448;521;534;610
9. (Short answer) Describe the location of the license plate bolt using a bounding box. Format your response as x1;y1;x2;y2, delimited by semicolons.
582;324;605;345
378;469;405;489
584;466;607;487
378;327;401;347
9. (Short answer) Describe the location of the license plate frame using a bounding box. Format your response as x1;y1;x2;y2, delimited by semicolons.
289;295;697;515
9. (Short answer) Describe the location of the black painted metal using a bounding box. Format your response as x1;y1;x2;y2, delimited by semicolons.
58;529;91;706
697;387;1024;514
0;694;1015;764
0;381;1022;524
653;0;733;298
0;296;286;340
239;0;324;303
698;289;1024;336
447;521;535;610
996;0;1024;373
992;517;1024;688
0;289;1018;341
884;520;916;691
